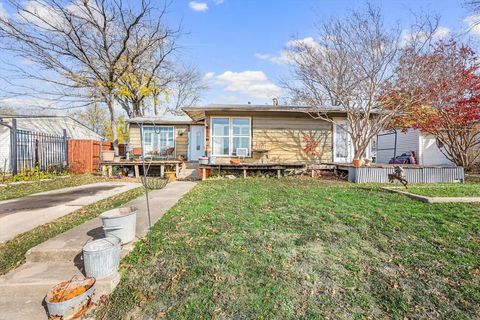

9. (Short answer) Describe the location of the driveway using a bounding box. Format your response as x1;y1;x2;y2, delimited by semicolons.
0;182;141;243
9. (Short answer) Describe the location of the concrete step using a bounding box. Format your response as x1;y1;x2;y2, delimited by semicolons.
184;162;199;170
0;262;119;320
0;262;119;298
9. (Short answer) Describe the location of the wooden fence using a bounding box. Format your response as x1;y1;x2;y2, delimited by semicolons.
68;140;112;174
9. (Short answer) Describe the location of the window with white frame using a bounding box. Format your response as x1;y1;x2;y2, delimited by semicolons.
211;117;251;156
142;126;175;156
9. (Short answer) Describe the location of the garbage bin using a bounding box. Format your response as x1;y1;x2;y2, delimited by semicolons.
82;237;121;279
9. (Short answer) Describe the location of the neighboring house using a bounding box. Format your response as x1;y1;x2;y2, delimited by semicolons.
129;104;372;164
376;128;454;166
0;115;103;172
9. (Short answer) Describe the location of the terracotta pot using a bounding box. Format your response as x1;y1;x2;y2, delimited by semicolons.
352;158;363;167
230;159;240;165
132;147;142;156
102;151;115;162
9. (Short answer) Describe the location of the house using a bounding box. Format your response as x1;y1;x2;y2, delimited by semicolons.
376;128;454;166
0;115;103;173
128;104;372;164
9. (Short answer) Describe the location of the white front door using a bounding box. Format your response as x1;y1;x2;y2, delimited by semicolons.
189;125;205;161
333;121;353;163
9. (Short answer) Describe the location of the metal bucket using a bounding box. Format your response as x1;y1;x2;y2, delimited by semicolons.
45;277;96;320
83;237;120;279
100;206;137;244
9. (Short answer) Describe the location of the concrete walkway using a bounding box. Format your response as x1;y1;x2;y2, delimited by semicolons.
0;182;141;244
0;181;196;320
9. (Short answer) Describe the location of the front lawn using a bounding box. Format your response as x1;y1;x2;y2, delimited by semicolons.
404;183;480;197
0;174;108;200
97;179;480;319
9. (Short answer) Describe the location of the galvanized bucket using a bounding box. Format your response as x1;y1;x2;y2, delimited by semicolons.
45;277;96;319
83;237;120;279
100;206;137;244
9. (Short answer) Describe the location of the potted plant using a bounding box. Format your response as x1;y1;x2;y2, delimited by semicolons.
352;158;363;167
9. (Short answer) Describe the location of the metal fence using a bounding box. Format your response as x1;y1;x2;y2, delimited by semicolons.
347;166;465;183
11;119;68;174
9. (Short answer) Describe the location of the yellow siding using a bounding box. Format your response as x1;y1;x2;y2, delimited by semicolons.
206;112;332;164
128;124;189;158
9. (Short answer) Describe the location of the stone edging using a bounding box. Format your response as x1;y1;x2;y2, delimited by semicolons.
382;187;480;203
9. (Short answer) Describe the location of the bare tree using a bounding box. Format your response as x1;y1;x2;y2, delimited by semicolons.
69;102;108;135
0;0;179;152
285;5;439;160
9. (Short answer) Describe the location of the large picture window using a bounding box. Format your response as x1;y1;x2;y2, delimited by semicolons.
211;117;251;156
142;126;175;156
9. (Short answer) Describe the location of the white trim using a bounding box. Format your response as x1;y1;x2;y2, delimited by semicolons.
210;116;252;157
189;125;205;161
333;120;353;163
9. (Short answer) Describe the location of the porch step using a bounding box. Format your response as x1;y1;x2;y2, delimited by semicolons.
177;165;200;181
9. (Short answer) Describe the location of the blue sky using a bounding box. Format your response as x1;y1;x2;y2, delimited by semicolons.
165;0;478;105
0;0;478;110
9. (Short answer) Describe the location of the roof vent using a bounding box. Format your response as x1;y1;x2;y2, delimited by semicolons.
272;98;279;106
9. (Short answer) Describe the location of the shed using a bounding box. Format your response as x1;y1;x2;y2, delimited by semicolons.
376;128;454;166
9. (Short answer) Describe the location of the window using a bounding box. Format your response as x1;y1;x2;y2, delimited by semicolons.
211;117;251;156
142;126;175;156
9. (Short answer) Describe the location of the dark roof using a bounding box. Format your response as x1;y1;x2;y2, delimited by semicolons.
127;113;195;125
182;104;347;121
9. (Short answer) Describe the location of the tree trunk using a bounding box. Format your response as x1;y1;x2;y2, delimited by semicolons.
107;95;119;155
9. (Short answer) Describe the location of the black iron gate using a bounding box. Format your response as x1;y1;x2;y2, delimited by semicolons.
11;119;68;174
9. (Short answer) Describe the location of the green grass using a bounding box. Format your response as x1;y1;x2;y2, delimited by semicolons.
0;174;109;201
404;183;480;197
0;187;144;275
96;179;480;319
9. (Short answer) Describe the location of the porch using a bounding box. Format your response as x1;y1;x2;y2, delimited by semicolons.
101;160;182;178
199;162;306;180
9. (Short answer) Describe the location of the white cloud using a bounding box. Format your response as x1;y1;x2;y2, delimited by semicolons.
433;26;450;39
401;26;450;47
203;72;215;81
464;14;480;36
215;70;281;100
213;0;224;4
254;37;321;65
0;2;8;20
254;53;271;60
189;1;208;12
286;37;321;50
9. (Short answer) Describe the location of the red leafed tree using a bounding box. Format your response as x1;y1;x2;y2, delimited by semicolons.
390;40;480;170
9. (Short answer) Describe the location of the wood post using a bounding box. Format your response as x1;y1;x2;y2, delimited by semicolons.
202;167;206;181
134;165;140;178
277;169;281;179
175;163;179;177
11;119;17;175
243;168;247;179
161;165;165;178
